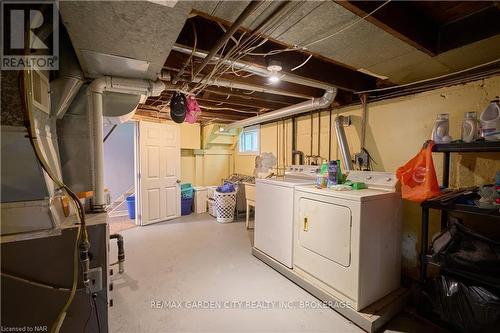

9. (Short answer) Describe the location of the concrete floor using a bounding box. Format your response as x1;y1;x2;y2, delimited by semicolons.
109;213;444;333
108;215;137;234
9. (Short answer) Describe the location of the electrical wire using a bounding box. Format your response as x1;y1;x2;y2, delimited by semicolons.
356;58;500;94
291;54;313;72
92;293;102;333
19;69;88;333
247;0;390;56
301;0;391;49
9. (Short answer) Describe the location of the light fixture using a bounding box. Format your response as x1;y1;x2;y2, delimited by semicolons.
219;127;225;132
266;60;282;84
268;74;280;83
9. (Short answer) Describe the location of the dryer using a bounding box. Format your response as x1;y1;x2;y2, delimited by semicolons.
293;171;401;311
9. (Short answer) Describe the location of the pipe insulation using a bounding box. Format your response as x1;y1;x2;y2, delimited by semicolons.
224;88;336;130
335;115;353;171
88;76;164;211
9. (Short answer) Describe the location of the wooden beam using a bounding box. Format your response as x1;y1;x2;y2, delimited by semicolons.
438;5;500;53
174;15;378;92
335;1;438;56
197;92;280;110
202;87;301;105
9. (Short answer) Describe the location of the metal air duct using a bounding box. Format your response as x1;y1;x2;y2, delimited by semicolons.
335;115;353;171
50;26;84;119
224;88;336;130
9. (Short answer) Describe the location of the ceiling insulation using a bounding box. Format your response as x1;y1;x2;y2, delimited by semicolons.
190;1;500;84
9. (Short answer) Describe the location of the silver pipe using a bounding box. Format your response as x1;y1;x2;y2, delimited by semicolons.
172;44;333;91
335;115;353;171
224;88;336;130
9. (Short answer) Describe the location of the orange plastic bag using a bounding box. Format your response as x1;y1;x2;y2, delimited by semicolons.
396;141;441;203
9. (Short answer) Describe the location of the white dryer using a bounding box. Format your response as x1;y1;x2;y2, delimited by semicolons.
293;171;402;311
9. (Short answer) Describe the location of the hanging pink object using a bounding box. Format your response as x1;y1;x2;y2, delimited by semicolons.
185;96;201;123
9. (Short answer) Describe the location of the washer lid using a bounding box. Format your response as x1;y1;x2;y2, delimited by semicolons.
256;177;315;188
295;185;400;202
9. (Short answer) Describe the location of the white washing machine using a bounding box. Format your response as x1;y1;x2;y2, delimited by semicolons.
293;171;402;311
254;165;318;268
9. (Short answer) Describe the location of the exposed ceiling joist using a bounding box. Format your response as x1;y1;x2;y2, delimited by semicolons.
438;5;500;53
336;1;500;56
175;14;378;92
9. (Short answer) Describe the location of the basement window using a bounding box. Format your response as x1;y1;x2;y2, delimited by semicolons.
239;125;260;155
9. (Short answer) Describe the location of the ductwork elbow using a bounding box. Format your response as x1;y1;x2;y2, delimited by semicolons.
88;76;108;94
318;88;336;107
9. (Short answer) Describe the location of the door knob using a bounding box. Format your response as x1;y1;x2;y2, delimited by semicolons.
176;179;181;183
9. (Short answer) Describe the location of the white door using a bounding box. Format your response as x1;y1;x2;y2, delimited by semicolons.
137;121;180;225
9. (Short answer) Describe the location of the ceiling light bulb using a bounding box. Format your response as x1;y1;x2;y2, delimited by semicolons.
268;73;280;83
219;127;225;132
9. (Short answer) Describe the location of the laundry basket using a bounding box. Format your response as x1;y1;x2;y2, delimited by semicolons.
214;190;237;223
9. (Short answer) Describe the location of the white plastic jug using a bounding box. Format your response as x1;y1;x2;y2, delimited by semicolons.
461;112;479;143
431;113;452;143
480;100;500;141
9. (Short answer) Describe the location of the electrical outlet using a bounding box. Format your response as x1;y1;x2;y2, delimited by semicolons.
88;267;102;293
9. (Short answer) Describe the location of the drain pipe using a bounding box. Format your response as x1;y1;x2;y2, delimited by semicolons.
110;233;125;273
224;88;336;130
88;76;164;211
335;115;353;171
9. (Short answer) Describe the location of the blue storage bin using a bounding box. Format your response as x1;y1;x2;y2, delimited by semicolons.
181;198;192;215
126;195;135;219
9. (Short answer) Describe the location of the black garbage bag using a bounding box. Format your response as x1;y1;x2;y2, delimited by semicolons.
431;221;500;289
424;274;500;333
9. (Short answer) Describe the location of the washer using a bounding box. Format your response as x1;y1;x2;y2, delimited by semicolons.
254;165;318;268
293;171;402;311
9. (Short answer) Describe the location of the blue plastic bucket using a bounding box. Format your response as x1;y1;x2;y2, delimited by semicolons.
181;198;192;216
126;195;135;219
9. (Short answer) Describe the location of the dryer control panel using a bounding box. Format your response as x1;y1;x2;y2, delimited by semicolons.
346;171;398;192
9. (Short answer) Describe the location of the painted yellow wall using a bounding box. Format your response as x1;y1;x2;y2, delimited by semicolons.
180;122;200;149
180;124;236;186
234;75;500;278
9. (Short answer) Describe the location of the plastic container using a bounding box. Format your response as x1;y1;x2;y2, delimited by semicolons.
126;195;135;219
461;112;479;143
193;186;207;214
327;160;338;187
431;113;452;143
181;198;192;215
181;183;193;199
480;100;500;141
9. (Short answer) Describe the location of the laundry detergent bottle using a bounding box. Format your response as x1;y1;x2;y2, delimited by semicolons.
480;100;500;141
431;113;452;143
461;112;479;143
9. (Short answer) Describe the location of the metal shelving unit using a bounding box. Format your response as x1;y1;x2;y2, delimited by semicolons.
419;141;500;284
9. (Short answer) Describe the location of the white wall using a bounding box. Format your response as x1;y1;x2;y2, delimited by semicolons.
104;122;135;202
